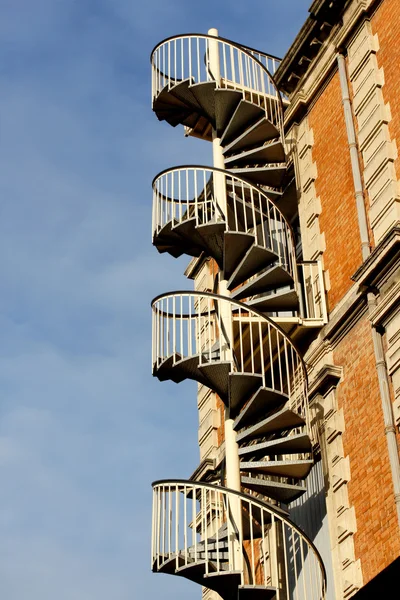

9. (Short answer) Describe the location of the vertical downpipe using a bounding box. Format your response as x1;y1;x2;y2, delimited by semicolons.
337;53;400;528
208;27;243;572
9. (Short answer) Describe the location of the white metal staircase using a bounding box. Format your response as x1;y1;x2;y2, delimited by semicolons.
150;32;327;600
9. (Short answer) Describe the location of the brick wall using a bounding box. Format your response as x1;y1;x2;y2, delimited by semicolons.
309;71;363;312
334;315;400;583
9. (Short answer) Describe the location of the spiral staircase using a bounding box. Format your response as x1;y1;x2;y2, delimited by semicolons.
150;32;327;600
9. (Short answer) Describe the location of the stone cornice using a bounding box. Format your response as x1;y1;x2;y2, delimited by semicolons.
369;281;400;327
189;457;217;482
321;283;368;346
352;224;400;290
276;0;383;127
309;363;343;399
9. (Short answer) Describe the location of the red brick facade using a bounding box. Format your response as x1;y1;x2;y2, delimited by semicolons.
334;316;400;583
309;71;363;313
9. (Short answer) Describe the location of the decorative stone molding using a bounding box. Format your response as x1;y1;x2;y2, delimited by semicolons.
306;347;361;598
385;307;400;428
370;280;400;429
291;121;326;263
347;21;400;244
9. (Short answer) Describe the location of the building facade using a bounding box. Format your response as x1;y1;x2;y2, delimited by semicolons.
150;1;400;598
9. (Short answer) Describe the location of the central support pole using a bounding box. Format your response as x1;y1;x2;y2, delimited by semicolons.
208;27;242;571
208;27;241;495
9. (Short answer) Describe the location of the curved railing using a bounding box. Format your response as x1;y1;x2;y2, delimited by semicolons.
152;480;327;600
152;166;296;278
152;291;308;422
151;34;284;138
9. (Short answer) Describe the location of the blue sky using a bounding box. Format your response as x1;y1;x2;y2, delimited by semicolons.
0;1;311;598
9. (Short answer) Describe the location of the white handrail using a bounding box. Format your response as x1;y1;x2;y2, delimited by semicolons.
151;34;284;139
152;480;326;600
152;166;297;279
152;291;308;423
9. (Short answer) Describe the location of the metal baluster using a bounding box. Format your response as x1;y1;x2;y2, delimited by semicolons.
189;37;192;82
258;320;266;388
249;314;255;374
239;309;244;372
284;337;290;397
184;485;188;565
249;501;255;584
222;43;227;84
197;37;200;82
268;323;275;390
230;45;236;85
293;530;299;600
193;485;197;561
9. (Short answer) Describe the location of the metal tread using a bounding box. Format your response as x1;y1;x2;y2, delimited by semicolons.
223;231;254;280
230;264;294;299
233;387;289;431
236;406;306;440
220;100;264;147
238;432;312;460
240;459;314;479
230;164;286;188
198;361;231;402
214;88;243;135
229;373;263;418
241;475;306;503
222;115;279;154
227;244;280;290
224;138;285;167
188;81;217;126
246;287;299;313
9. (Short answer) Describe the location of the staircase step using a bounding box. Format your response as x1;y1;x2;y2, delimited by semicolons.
155;553;188;574
221;100;264;147
240;459;314;479
198;362;231;402
233;387;288;430
153;84;191;112
230;265;293;300
189;539;229;553
170;78;202;110
155;239;203;259
223;232;254;280
236;407;306;441
229;373;263;418
159;108;194;128
154;222;204;258
196;221;225;268
230;164;286;188
224;138;285;167
223;116;279;154
154;354;210;387
215;89;242;135
175;560;212;584
189;82;216;125
181;111;202;129
203;569;242;600
239;585;277;600
241;476;306;503
247;288;299;313
156;245;185;258
238;433;312;460
174;218;209;249
227;245;279;290
187;549;230;561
